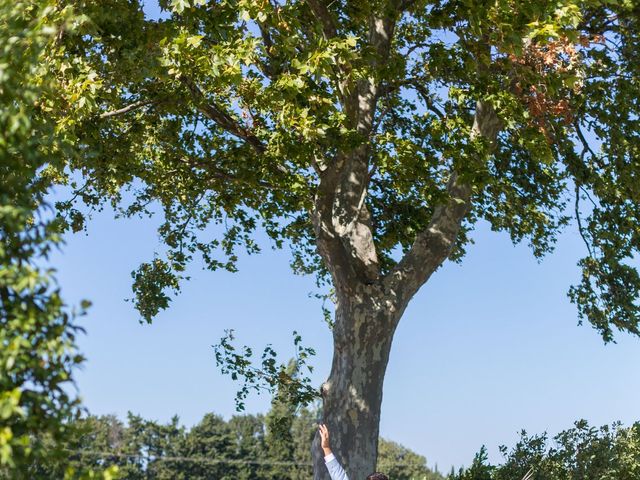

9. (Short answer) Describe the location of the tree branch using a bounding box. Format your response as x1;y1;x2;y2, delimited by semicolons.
179;156;278;190
575;183;594;258
413;82;445;119
257;22;281;79
399;0;420;10
574;121;597;160
305;0;337;39
99;100;155;119
385;101;502;305
312;3;401;288
181;77;266;155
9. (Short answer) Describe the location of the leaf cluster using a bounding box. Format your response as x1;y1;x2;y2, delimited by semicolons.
39;0;640;341
449;420;640;480
34;405;444;480
0;1;111;477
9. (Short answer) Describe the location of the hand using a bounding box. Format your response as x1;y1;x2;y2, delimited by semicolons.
318;423;332;456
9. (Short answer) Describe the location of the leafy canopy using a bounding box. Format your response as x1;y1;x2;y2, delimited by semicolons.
0;1;115;478
35;405;444;480
450;420;640;480
44;0;640;342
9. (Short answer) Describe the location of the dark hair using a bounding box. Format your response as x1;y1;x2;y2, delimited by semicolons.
366;473;388;480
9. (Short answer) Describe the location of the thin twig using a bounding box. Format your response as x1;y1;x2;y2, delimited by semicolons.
574;121;597;160
99;100;155;119
575;182;594;258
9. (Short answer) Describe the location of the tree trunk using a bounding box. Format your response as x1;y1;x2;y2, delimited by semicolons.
312;283;404;480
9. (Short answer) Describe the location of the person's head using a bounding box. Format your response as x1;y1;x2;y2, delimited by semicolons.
366;473;388;480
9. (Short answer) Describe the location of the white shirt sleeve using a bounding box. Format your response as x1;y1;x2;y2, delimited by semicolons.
324;453;349;480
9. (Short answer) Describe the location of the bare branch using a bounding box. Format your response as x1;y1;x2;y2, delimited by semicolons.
574;121;597;160
575;183;594;258
181;77;266;155
99;100;155;119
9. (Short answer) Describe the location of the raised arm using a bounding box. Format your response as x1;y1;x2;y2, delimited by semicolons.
319;424;349;480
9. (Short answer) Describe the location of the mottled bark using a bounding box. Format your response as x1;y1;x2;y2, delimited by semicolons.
310;100;501;479
312;283;405;480
387;101;502;305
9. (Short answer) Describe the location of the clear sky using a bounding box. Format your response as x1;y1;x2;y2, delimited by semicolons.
50;190;640;473
48;1;640;473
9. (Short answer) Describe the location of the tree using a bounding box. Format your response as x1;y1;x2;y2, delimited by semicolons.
450;421;640;480
41;0;640;478
41;407;443;479
291;407;320;479
72;415;136;478
0;2;117;478
449;447;495;480
141;415;188;480
226;413;268;480
377;438;443;480
264;368;303;479
262;359;315;479
182;414;244;480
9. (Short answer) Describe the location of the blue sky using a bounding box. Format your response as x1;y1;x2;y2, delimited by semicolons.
51;191;640;472
48;0;640;473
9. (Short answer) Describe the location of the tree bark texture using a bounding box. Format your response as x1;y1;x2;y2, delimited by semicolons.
310;100;500;479
312;283;406;479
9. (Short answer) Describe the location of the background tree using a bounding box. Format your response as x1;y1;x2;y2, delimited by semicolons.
227;413;268;480
39;0;640;478
142;415;188;480
264;402;298;477
378;438;445;480
40;409;640;479
181;413;240;479
68;415;134;478
449;421;640;480
35;406;444;479
449;448;495;480
0;1;116;478
291;408;320;479
265;360;316;480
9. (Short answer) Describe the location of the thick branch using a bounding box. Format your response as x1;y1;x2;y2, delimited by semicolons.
313;4;401;288
305;0;337;39
384;171;471;303
335;6;398;212
385;101;502;305
350;9;397;133
312;174;363;292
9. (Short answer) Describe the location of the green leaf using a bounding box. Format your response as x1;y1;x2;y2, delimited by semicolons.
170;0;190;13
